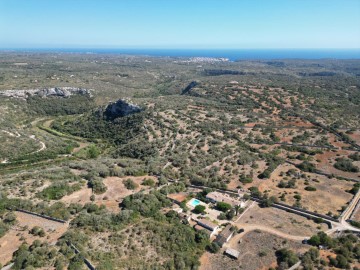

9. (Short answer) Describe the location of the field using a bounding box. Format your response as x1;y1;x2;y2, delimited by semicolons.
0;53;360;269
237;203;328;236
0;211;68;266
200;231;307;270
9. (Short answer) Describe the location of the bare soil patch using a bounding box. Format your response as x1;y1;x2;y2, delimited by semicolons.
61;186;92;205
315;150;360;181
94;176;157;212
237;203;328;236
0;211;68;265
199;231;307;270
347;130;360;145
258;163;353;215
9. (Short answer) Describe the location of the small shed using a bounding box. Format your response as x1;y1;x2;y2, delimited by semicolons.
225;248;240;259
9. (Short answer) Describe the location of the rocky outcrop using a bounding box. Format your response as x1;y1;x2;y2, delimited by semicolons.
0;87;92;99
104;99;142;120
36;87;90;97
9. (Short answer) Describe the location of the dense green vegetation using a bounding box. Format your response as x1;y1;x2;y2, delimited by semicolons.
27;95;95;115
307;232;360;269
275;248;299;269
334;158;359;172
37;182;82;200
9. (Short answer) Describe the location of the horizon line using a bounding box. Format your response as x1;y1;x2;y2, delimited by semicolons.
1;47;360;51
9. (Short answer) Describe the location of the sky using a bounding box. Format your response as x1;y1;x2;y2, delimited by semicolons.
0;0;360;49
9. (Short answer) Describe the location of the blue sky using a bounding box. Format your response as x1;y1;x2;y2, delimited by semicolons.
0;0;359;49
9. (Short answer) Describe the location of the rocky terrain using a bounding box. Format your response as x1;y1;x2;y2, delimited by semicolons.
0;87;92;99
104;99;142;120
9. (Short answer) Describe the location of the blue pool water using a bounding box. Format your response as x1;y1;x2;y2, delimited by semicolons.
190;199;201;207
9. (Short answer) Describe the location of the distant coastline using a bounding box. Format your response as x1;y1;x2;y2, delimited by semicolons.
1;48;360;60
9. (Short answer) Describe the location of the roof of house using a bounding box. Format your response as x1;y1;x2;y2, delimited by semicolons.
206;191;241;207
197;218;218;231
220;224;234;239
215;224;235;245
225;248;240;259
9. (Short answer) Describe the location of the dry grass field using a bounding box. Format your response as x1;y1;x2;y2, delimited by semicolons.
200;231;307;270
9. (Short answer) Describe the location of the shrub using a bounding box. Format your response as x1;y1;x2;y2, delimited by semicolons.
30;226;45;237
297;161;316;172
305;186;317;191
124;179;138;190
207;242;220;253
142;178;155;187
3;212;17;224
334;158;359;172
275;248;299;268
88;179;107;194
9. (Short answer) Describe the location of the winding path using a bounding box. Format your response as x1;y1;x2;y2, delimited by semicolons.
29;135;46;153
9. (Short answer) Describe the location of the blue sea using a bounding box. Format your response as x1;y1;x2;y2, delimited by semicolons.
2;48;360;61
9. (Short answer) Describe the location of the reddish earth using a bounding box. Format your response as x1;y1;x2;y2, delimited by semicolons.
315;150;360;181
281;121;314;128
328;134;352;149
347;130;360;145
167;193;188;203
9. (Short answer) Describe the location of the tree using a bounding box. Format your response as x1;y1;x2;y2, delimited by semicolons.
193;205;206;214
226;209;235;220
335;254;348;269
275;248;299;269
88;145;100;158
207;242;220;253
3;212;17;224
260;196;278;207
234;205;244;215
308;232;334;248
216;202;232;212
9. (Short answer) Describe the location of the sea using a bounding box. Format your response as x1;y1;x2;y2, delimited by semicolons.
2;48;360;61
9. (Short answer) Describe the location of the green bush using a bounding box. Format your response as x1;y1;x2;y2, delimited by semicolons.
38;182;82;200
305;186;317;191
297;161;316;172
216;202;232;212
193;205;206;214
124;179;138;190
30;226;46;237
142;178;155;187
334;158;359;172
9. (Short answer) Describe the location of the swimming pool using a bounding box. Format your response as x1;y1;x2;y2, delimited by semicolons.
190;198;201;207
